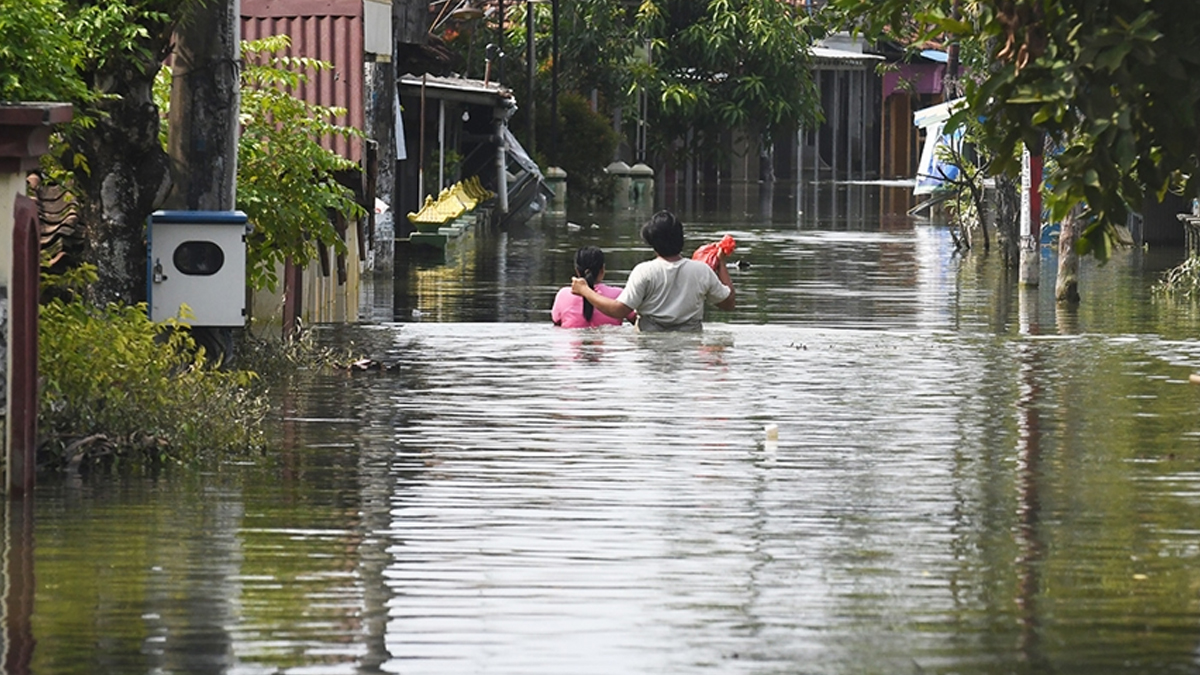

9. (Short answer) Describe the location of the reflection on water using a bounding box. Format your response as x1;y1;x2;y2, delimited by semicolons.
22;182;1200;674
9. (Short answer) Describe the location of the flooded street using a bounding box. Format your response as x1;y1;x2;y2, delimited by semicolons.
23;183;1200;674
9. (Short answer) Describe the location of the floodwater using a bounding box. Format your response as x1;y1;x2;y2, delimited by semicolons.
20;182;1200;674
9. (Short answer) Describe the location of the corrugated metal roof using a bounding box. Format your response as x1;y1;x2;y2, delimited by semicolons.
811;46;885;67
397;73;514;107
241;2;365;163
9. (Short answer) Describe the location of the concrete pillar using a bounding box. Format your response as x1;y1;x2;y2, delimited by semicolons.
629;163;654;211
0;103;72;497
607;161;632;210
545;166;567;213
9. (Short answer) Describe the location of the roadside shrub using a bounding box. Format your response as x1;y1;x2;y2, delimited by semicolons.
38;265;268;471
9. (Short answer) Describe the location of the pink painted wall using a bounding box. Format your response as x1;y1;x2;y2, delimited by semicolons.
883;63;945;98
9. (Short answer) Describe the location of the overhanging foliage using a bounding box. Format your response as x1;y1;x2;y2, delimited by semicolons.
831;0;1200;260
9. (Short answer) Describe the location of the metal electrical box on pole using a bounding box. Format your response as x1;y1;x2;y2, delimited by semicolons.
147;210;248;326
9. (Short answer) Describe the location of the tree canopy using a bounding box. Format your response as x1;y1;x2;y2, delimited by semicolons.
461;0;823;171
831;0;1200;258
633;0;823;163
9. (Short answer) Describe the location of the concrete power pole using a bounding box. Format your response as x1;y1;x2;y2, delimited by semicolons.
165;0;241;357
167;0;240;210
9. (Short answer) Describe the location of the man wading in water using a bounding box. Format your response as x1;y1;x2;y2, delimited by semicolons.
571;210;736;332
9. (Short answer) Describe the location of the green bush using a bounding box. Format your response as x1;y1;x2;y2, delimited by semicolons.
537;92;620;205
38;265;268;470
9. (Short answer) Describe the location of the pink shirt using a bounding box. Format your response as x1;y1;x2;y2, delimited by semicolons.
551;283;629;328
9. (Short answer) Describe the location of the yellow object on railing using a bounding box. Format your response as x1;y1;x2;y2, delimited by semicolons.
407;195;443;225
405;176;495;227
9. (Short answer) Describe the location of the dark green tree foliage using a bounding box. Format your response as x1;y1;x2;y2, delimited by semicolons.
459;0;821;177
536;91;620;203
832;0;1200;259
633;0;823;165
495;0;634;166
556;0;638;106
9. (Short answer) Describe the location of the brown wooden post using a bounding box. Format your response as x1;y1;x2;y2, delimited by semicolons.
282;258;303;339
10;196;38;496
0;103;72;498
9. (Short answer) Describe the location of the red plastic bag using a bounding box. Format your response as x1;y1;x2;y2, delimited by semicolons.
692;234;736;271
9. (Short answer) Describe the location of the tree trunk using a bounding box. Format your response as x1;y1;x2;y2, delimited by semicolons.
995;175;1021;267
758;136;775;184
1056;204;1083;304
66;42;174;304
943;0;962;98
167;0;240;210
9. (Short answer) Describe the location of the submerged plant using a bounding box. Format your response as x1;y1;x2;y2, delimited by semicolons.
38;264;268;471
234;322;357;380
1154;255;1200;299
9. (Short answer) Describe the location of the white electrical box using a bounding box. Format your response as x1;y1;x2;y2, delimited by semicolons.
147;210;248;326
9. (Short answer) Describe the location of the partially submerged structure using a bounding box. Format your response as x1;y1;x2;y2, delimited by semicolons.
395;73;550;241
876;46;951;180
801;34;885;181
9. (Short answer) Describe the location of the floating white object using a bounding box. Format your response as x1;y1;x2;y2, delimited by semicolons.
764;424;779;441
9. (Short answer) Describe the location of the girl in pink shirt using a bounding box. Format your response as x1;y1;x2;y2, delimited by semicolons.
551;246;633;328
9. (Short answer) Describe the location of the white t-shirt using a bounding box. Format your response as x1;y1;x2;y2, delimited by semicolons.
616;257;731;331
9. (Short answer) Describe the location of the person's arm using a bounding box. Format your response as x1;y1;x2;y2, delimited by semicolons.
571;277;634;320
714;259;736;311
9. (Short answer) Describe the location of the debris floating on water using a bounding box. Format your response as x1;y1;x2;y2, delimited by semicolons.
764;424;779;441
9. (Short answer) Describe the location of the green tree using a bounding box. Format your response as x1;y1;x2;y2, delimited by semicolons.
633;0;823;172
455;0;822;181
831;0;1200;261
0;0;190;304
536;91;620;203
233;36;365;291
0;0;92;103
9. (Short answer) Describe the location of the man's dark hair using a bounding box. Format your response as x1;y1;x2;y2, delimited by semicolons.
641;210;685;257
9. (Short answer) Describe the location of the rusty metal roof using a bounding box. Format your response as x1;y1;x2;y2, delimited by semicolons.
241;0;365;163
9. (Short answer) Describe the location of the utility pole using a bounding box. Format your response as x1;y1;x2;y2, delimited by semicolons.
551;0;559;165
167;0;240;210
497;0;505;82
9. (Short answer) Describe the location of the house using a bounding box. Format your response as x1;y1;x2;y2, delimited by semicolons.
395;73;549;237
875;45;951;180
